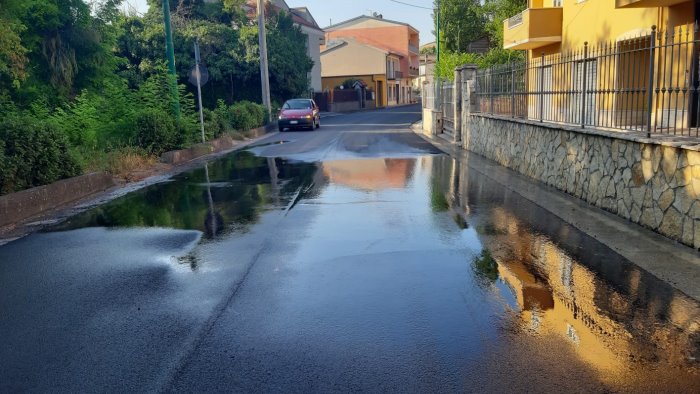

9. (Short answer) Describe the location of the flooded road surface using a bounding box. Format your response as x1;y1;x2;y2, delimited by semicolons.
1;105;700;392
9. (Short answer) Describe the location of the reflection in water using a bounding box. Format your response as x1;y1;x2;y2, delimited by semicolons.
36;148;700;388
53;151;323;239
322;158;415;191
429;155;700;388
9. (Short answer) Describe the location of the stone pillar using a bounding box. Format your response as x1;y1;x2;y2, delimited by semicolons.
453;67;462;143
459;64;478;149
430;109;443;136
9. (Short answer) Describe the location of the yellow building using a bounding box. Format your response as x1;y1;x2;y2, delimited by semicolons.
501;0;697;131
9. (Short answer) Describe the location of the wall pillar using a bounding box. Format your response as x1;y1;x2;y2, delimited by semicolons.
453;68;462;143
459;64;478;148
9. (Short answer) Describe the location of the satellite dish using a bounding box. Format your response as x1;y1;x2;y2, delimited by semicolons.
189;65;209;86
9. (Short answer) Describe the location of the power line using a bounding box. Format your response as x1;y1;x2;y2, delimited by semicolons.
388;0;433;10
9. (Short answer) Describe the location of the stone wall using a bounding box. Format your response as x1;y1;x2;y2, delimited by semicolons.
463;115;700;250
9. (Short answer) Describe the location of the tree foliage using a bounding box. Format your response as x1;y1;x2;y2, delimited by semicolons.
433;0;527;78
0;0;313;195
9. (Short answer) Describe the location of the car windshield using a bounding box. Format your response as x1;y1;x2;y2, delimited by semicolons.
284;100;312;110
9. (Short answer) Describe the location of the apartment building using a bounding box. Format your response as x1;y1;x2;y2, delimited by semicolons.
324;15;420;106
499;0;698;132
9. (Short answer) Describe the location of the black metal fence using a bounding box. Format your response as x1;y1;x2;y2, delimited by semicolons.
476;24;700;138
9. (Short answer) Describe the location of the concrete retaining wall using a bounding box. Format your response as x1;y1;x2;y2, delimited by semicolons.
161;125;270;165
330;101;361;113
463;115;700;249
0;172;115;227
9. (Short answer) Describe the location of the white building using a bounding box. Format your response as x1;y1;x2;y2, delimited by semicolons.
245;1;325;92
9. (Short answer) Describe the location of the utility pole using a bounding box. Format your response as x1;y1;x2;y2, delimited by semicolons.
257;0;272;122
194;40;205;143
162;0;180;118
436;0;440;63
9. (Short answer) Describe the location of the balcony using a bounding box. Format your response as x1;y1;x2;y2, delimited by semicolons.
388;71;403;80
409;44;419;54
616;0;688;7
502;8;563;50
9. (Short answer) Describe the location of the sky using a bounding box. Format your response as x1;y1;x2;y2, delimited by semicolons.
126;0;436;44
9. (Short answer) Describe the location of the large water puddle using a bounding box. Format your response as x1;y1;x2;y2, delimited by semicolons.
2;143;700;391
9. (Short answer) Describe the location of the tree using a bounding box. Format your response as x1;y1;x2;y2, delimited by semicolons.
433;0;485;53
480;0;527;49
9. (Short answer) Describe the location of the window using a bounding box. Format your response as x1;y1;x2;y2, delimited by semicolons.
553;0;562;7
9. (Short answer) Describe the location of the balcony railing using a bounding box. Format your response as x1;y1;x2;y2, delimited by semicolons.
503;8;563;50
409;44;419;54
388;71;404;80
507;13;523;28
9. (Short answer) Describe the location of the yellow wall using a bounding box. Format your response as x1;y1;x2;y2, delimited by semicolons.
536;0;694;56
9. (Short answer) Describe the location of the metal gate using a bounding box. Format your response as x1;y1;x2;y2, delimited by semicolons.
442;82;455;135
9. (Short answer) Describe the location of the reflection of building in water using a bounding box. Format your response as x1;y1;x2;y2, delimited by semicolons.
428;155;700;383
322;158;415;191
482;205;700;378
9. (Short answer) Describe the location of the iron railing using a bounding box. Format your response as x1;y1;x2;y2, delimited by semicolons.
475;24;700;137
442;82;455;133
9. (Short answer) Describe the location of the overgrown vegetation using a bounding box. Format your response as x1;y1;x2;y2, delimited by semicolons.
433;0;527;80
0;0;311;195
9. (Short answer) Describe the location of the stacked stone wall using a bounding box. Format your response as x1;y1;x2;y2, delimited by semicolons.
463;115;700;250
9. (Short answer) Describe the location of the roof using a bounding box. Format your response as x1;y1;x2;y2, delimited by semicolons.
324;15;419;34
290;7;322;30
245;1;323;32
321;38;403;58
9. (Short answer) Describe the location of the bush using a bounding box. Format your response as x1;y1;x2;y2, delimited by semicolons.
204;108;226;139
226;101;269;132
134;110;178;155
0;118;82;195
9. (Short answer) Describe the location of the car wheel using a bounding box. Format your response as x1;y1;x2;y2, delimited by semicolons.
278;126;284;132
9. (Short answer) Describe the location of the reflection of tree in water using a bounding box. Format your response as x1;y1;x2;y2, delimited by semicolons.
54;151;322;237
472;249;499;283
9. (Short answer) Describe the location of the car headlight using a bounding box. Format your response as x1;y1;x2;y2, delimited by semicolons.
305;115;312;119
278;115;285;120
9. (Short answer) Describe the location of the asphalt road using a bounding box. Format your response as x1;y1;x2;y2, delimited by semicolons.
1;104;700;393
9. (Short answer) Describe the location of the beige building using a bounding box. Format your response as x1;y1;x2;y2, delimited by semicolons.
324;15;420;106
321;38;410;108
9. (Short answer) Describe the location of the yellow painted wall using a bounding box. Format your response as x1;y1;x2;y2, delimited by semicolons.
555;0;692;53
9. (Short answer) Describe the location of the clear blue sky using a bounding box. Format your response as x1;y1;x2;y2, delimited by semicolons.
126;0;435;44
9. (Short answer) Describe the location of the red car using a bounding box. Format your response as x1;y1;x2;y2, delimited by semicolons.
278;99;321;132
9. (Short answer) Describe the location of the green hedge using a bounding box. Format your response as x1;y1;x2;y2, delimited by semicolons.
0;119;82;195
213;100;268;133
134;110;178;155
